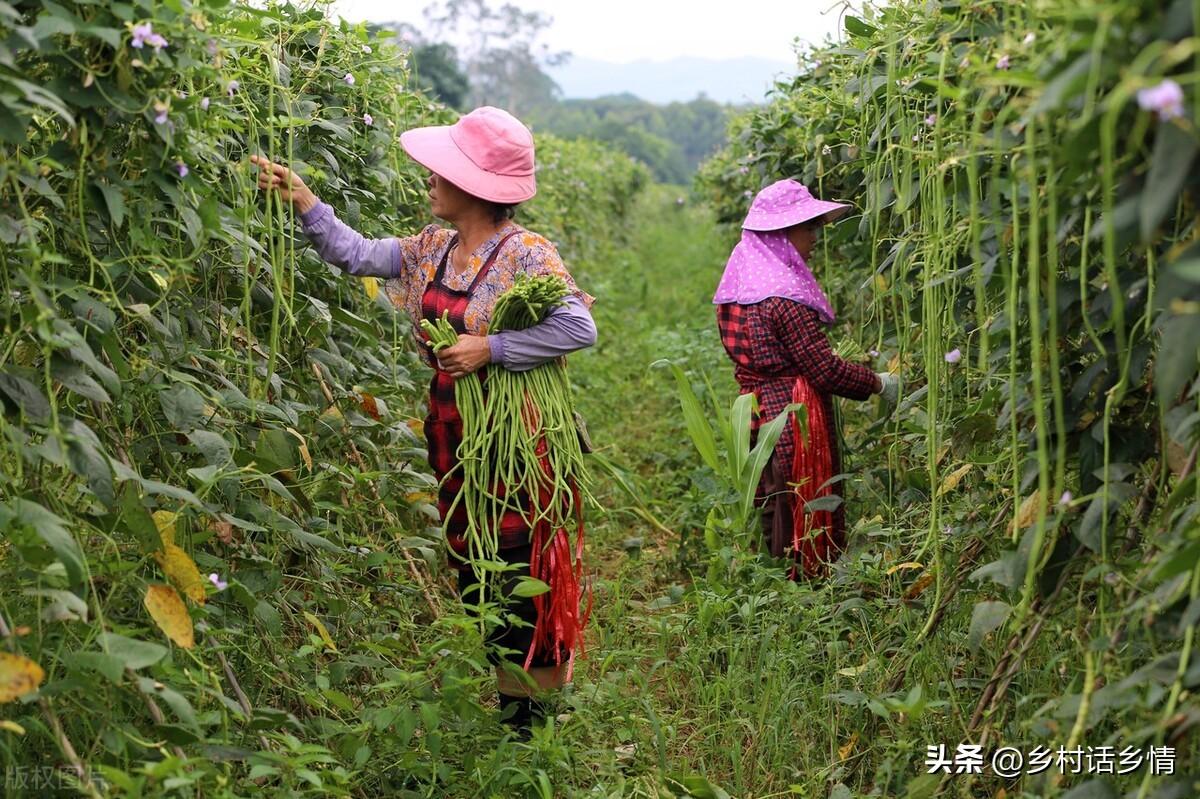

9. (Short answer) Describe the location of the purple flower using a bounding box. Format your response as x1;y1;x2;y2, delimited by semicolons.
911;133;920;142
996;54;1011;70
147;32;168;50
130;22;153;49
925;114;937;126
869;349;880;358
363;113;373;126
343;72;356;86
738;165;750;175
362;45;372;54
944;348;962;364
1137;79;1185;121
175;161;188;178
226;80;239;97
200;97;210;111
206;39;219;56
207;573;228;591
1058;490;1073;507
154;109;168;125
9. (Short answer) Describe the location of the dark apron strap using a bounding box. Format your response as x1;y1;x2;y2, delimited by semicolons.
431;230;521;296
468;230;520;295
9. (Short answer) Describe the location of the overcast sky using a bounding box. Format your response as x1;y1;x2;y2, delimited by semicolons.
331;0;856;64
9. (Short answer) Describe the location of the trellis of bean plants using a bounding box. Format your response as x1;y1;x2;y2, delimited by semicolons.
698;0;1200;795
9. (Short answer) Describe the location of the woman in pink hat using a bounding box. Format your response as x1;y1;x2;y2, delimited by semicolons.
250;106;596;732
713;178;899;578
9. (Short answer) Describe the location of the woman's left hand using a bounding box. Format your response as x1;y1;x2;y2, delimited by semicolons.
435;335;491;379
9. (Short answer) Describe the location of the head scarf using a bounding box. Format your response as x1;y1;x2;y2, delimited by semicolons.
712;229;836;324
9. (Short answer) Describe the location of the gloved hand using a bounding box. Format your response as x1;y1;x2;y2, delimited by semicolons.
876;372;901;406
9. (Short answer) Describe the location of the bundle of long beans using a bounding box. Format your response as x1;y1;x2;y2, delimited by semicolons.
420;275;592;674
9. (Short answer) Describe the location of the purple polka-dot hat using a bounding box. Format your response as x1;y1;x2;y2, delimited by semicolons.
742;179;850;232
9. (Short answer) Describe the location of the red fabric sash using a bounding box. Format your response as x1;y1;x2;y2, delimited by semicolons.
522;398;590;678
790;376;841;578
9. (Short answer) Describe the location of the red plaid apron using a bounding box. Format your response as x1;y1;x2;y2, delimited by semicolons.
716;302;846;577
420;231;530;564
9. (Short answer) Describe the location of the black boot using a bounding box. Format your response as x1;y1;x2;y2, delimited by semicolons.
498;693;546;736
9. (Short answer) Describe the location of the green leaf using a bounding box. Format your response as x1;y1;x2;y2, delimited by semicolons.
254;428;296;473
63;651;125;683
95;180;126;229
1141;121;1198;239
188;430;232;466
1028;52;1094;116
159;383;207;430
1156;314;1200;406
663;774;731;799
968;600;1011;651
24;588;89;623
739;403;803;525
665;362;720;473
511;577;551;598
63;418;115;507
729;391;755;484
0;368;51;422
903;773;941;799
51;357;110;403
1;498;85;584
118;483;162;555
137;677;199;731
844;15;877;37
1170;258;1200;282
98;633;167;671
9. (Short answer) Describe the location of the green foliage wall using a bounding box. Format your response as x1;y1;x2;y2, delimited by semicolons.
698;0;1200;791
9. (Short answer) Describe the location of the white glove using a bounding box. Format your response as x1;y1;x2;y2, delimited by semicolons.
877;372;901;406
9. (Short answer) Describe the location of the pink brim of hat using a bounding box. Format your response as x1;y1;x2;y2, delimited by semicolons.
742;199;851;231
400;126;536;204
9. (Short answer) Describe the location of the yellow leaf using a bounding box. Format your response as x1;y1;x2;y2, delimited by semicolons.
937;464;972;497
286;427;313;470
144;584;195;649
836;662;870;677
0;653;45;703
903;571;935;601
0;720;26;735
303;611;338;652
153;509;177;547
887;353;901;374
406;418;424;437
362;277;379;300
886;561;924;576
1009;490;1044;534
935;444;951;466
874;273;889;291
838;732;859;761
404;491;436;505
154;544;206;604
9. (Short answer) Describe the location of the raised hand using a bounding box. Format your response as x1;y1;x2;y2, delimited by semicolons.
249;155;318;214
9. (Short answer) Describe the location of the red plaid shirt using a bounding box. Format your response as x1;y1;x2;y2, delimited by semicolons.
716;298;878;476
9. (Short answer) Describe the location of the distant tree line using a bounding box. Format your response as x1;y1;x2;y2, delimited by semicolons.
369;1;740;183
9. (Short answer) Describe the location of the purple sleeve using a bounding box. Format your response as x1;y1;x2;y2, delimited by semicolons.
487;294;597;371
299;200;401;278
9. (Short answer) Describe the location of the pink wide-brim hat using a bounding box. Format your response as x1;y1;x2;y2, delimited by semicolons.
742;178;851;231
399;106;537;204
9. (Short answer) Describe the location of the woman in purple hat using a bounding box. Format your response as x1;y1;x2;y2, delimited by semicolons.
250;106;595;731
714;179;899;578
